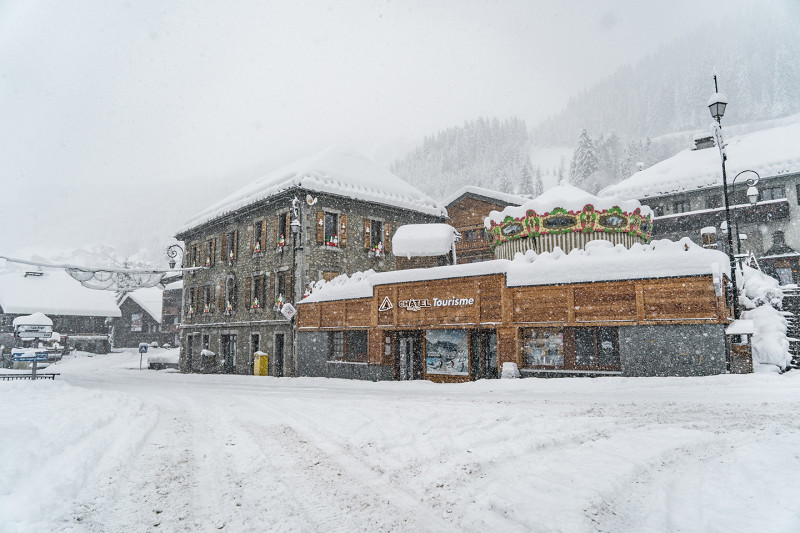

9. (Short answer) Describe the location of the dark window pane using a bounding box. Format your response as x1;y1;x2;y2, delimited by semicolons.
347;331;368;362
574;328;595;367
596;328;619;367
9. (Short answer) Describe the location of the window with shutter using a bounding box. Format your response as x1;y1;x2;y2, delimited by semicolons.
340;214;347;247
221;233;228;264
316;211;324;244
363;218;371;249
383;223;392;253
260;220;267;253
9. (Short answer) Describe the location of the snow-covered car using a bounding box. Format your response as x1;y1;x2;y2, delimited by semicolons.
147;348;179;370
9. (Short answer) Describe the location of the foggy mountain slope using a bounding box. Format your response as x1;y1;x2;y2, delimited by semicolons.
531;5;800;147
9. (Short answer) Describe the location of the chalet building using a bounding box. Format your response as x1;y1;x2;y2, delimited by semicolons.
174;146;446;376
114;287;163;348
600;121;800;286
295;185;746;381
0;268;120;354
443;186;528;263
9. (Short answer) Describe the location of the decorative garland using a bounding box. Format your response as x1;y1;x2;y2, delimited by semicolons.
488;204;652;249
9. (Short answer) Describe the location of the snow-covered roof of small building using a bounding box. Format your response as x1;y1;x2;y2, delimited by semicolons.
164;279;183;291
600;120;800;199
392;224;459;258
118;287;163;323
302;238;728;303
442;186;528;209
177;146;446;234
485;182;652;227
0;270;121;317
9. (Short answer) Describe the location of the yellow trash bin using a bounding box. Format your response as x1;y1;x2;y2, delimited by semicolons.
253;351;269;376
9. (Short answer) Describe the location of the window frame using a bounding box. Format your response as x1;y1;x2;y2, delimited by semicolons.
760;184;786;202
324;211;339;246
672;200;690;214
327;330;368;364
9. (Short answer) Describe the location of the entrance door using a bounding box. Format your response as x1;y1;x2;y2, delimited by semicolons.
222;334;237;374
274;333;285;377
470;330;498;380
395;331;423;380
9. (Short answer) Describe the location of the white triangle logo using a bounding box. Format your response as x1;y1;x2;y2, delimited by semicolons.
379;296;393;312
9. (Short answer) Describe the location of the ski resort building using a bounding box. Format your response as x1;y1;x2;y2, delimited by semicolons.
295;184;744;381
600;119;800;286
174;146;446;376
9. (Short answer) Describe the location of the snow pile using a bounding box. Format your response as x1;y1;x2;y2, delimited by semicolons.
304;238;728;303
147;348;180;365
486;182;652;227
442;185;528;208
600;120;800;199
392;224;458;258
739;265;791;371
501;362;520;379
506;237;728;287
178;146;446;234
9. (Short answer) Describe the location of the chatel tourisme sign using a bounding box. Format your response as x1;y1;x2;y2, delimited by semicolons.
379;295;475;313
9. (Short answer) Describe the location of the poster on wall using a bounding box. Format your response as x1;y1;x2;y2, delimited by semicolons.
425;329;468;375
130;313;143;332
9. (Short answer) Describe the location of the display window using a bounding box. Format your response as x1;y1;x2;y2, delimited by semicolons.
425;329;469;375
521;327;564;368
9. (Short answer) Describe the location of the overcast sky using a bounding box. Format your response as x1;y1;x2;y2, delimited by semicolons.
0;0;769;261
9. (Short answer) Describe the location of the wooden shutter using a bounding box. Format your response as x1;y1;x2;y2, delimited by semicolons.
245;277;252;307
316;211;324;244
384;222;392;253
249;224;254;254
274;215;281;247
221;233;228;263
363;218;371;249
260;220;267;252
339;214;347;247
269;272;275;303
233;230;238;260
211;238;216;266
217;280;225;312
285;212;291;243
286;271;293;303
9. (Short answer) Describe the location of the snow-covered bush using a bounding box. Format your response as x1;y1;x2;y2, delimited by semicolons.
739;265;792;371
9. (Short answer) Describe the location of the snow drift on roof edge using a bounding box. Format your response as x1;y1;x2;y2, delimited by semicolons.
177;146;446;234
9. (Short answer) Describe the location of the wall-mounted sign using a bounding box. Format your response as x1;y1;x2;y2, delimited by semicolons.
281;303;297;321
397;297;476;312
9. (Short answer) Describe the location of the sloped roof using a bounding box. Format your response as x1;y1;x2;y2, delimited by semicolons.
485;182;652;226
118;287;163;323
600;119;800;200
0;269;121;317
177;146;446;234
442;186;528;209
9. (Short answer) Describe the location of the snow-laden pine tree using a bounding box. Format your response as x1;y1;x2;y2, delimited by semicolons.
569;129;599;191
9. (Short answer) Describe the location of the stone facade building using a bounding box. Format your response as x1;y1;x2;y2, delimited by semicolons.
601;121;800;286
174;147;446;375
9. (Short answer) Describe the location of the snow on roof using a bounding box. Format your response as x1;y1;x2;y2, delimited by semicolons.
12;312;53;327
119;287;163;324
485;182;652;226
392;224;459;258
177;146;446;234
442;186;528;209
600;120;800;199
0;270;121;317
302;237;727;303
164;279;183;290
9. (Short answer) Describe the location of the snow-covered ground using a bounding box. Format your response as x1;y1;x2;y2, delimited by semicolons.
2;350;800;533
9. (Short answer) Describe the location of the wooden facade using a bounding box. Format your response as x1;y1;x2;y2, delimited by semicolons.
446;194;518;264
296;271;730;382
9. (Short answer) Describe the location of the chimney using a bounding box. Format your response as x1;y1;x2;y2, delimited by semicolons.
693;133;715;150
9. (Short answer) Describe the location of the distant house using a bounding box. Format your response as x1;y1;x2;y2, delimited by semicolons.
443;186;528;263
114;287;163;348
0;268;121;353
160;278;183;347
600;120;800;286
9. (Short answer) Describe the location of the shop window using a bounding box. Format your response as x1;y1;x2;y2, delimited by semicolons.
575;327;620;370
327;331;367;363
325;212;339;247
760;185;786;201
425;329;469;376
521;327;564;368
672;200;690;214
704;195;721;209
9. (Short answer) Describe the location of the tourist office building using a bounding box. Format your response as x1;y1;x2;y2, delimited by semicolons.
296;184;747;381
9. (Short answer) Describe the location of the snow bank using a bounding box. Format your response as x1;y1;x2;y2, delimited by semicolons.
177;146;446;234
303;237;728;303
601;120;800;199
486;182;652;226
392;224;458;258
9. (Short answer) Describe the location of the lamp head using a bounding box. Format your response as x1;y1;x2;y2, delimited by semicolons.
708;92;728;121
747;185;758;205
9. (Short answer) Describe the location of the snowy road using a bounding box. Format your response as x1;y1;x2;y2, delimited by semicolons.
2;351;800;533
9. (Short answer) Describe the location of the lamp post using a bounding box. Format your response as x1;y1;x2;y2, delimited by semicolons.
289;197;302;376
166;244;184;269
708;76;744;335
729;170;760;255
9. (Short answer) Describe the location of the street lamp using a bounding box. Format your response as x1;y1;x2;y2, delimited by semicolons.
730;170;760;255
166;244;184;269
708;75;741;330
